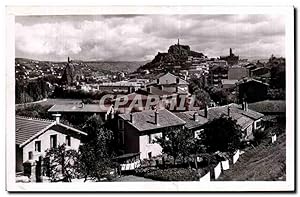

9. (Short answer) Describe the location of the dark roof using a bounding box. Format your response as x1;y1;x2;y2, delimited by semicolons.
48;104;112;113
148;86;174;96
16;116;87;147
118;109;186;132
174;111;208;130
237;78;269;86
175;103;264;130
16;116;55;145
248;100;286;113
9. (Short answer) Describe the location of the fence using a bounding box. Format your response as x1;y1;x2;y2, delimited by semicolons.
221;160;229;171
271;134;277;143
233;150;240;164
198;149;240;181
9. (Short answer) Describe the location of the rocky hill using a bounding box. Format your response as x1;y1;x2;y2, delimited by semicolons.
138;42;205;72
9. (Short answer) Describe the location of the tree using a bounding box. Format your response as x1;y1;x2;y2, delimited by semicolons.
43;144;80;182
155;127;205;165
79;115;115;181
201;116;242;153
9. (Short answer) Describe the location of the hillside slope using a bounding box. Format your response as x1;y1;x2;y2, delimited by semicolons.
218;134;286;181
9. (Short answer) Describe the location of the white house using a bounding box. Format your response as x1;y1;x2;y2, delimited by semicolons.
15;115;87;172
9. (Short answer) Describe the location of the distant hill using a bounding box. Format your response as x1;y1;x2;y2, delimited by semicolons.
138;42;205;72
15;58;148;73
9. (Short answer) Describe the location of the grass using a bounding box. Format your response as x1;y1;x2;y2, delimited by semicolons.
136;168;202;181
218;133;286;181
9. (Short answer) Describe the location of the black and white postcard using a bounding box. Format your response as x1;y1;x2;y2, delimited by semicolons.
6;6;295;192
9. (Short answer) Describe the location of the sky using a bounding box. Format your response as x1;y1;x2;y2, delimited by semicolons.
15;14;285;61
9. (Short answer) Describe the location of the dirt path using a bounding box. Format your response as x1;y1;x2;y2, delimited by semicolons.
116;175;157;182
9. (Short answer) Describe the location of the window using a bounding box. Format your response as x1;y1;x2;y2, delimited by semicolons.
35;141;41;152
256;120;262;129
28;151;33;160
194;129;204;139
50;135;57;148
118;119;124;130
65;136;71;146
148;134;153;144
120;131;125;145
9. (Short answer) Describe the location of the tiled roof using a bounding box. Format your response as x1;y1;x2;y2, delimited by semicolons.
148;86;174;96
175;103;264;130
16;116;87;147
118;109;186;132
236;78;269;86
198;103;263;121
248;100;286;113
174;111;208;130
48;104;111;113
16;116;55;145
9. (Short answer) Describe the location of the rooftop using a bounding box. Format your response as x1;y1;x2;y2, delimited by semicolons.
16;116;87;147
175;103;264;130
118;109;186;132
237;78;269;86
147;72;189;86
16;116;55;145
48;104;112;113
248;100;286;114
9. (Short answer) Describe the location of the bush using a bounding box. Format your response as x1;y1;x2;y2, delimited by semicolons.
138;168;200;181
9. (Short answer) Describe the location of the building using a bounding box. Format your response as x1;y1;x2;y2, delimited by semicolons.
228;66;249;80
175;102;264;141
248;100;285;116
250;67;270;78
220;48;239;66
117;109;186;159
146;72;189;94
237;78;269;103
221;79;238;91
98;80;145;94
208;65;228;86
111;92;156;114
48;103;114;123
16;115;87;172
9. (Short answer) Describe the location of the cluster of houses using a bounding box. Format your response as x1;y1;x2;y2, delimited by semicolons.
16;70;281;177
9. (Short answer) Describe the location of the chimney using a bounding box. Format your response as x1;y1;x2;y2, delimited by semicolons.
243;101;248;111
130;113;134;124
204;105;209;118
68;57;70;63
242;99;248;111
193;112;199;122
155;110;159;125
52;113;61;124
147;87;152;94
227;106;231;117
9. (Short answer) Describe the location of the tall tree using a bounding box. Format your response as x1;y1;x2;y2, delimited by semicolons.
155;127;205;165
79;115;115;181
201;116;242;153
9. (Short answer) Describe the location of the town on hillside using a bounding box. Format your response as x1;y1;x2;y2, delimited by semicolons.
15;40;286;183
